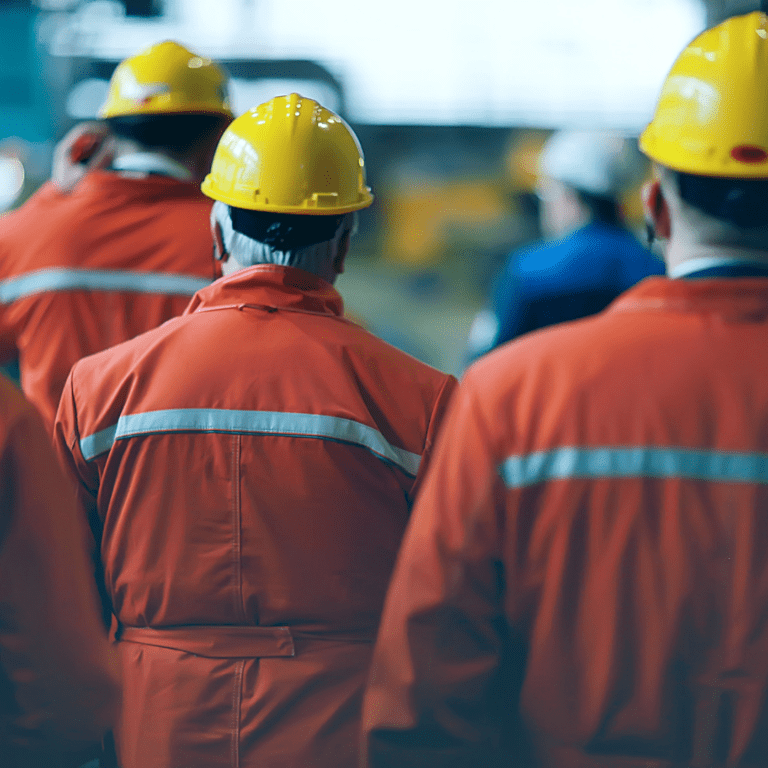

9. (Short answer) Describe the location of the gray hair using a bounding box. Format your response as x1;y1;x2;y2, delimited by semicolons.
213;201;356;275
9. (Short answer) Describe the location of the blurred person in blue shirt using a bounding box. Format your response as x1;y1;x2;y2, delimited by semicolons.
466;130;664;361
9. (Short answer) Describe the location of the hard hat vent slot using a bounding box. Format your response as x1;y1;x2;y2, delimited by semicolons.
311;192;340;207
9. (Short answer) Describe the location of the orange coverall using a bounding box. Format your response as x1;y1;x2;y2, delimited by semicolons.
0;171;216;428
363;276;768;768
0;374;119;766
54;264;457;768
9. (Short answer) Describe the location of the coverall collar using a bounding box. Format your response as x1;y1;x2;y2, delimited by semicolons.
670;254;768;279
667;242;768;279
185;264;345;318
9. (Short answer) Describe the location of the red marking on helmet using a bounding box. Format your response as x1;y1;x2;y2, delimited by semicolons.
731;145;768;163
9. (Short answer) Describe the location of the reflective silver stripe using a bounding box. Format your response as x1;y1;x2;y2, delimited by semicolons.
79;408;421;476
500;447;768;488
80;423;118;462
0;268;209;302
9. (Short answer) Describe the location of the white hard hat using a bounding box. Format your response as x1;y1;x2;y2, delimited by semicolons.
538;130;645;198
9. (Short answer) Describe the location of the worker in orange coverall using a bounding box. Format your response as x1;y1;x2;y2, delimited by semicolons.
53;93;457;768
362;12;768;768
0;374;119;767
0;40;232;429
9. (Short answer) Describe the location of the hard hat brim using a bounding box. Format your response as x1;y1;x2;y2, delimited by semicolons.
201;176;374;214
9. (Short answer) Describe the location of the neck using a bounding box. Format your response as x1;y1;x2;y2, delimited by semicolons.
539;187;591;239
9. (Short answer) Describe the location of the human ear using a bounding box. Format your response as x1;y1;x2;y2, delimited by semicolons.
210;214;229;263
642;178;671;242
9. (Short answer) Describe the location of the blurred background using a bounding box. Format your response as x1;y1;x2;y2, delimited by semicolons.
0;0;757;374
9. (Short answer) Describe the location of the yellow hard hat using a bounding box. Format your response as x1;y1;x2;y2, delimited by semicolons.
99;40;232;119
201;93;373;215
640;12;768;177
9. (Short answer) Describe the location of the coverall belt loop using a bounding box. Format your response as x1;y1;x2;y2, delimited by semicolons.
118;625;296;658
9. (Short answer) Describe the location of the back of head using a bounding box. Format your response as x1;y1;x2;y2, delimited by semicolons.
640;11;768;234
202;93;373;275
100;40;232;154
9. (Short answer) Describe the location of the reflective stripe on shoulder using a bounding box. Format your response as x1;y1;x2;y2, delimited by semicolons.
0;268;210;302
79;408;422;476
500;446;768;488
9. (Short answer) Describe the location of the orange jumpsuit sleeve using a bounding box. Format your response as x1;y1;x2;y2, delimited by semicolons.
53;367;111;626
0;380;119;762
52;367;100;516
362;374;521;768
408;373;459;503
0;241;19;366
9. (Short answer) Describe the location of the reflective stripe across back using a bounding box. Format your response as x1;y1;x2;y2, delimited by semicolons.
79;408;422;476
500;446;768;488
0;268;209;302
